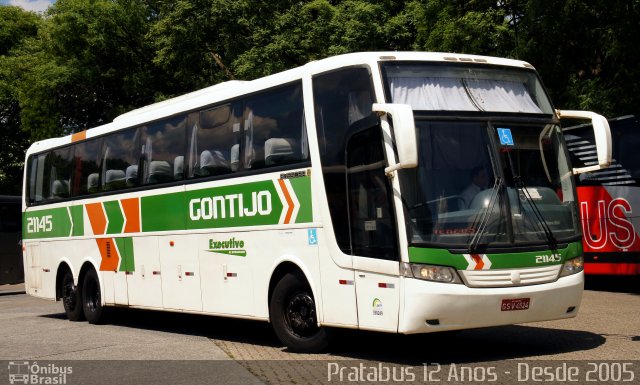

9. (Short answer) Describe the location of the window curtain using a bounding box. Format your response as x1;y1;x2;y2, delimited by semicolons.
388;77;542;113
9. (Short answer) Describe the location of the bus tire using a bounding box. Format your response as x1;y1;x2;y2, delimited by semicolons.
269;272;329;353
82;268;107;324
61;270;84;322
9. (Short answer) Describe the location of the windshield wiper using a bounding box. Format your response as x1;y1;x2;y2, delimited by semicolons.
509;165;558;252
467;176;503;252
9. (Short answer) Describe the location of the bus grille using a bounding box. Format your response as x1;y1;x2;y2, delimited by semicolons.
460;265;562;287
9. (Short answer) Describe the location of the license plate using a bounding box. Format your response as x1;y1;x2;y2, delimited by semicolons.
501;298;530;311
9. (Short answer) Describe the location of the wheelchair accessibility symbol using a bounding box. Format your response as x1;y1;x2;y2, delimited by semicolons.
497;128;514;146
308;229;318;245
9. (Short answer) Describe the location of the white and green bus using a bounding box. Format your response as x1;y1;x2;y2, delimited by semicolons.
22;52;612;352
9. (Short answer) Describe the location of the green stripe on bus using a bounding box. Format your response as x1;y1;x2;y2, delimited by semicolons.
115;237;135;272
289;176;312;223
70;205;84;237
182;180;285;230
104;200;125;234
407;248;469;270
408;242;582;270
140;191;186;232
24;175;313;238
23;207;73;239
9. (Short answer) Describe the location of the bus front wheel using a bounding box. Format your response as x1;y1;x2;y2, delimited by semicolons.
82;269;106;324
269;272;329;353
61;270;84;321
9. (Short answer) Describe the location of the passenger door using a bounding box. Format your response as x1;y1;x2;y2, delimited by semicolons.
347;126;400;332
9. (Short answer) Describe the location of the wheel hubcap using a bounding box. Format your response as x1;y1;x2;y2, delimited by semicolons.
285;293;318;338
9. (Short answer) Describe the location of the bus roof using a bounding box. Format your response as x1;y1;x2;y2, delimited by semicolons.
25;51;534;157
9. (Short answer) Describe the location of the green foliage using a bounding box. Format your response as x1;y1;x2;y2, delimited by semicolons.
0;6;40;194
10;0;162;139
1;0;640;194
409;0;512;55
0;5;40;55
512;0;640;116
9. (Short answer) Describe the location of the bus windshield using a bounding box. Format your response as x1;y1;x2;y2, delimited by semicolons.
399;120;580;250
382;61;579;250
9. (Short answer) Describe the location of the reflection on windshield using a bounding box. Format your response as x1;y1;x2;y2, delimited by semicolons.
399;121;579;249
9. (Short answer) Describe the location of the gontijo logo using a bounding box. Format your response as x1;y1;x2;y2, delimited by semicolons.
189;190;272;221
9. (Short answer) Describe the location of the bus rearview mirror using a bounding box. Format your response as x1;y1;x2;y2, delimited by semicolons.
557;109;612;175
372;103;418;175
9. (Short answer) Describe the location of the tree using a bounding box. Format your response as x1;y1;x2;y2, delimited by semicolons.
12;0;163;140
511;0;640;115
408;0;513;56
0;6;41;194
231;0;414;79
3;0;640;195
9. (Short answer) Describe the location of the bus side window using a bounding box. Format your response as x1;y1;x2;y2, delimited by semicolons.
243;82;307;170
141;115;187;185
73;138;102;197
188;103;240;178
48;147;74;199
27;154;48;204
101;127;140;192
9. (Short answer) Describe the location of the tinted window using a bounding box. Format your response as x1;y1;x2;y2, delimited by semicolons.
615;120;640;181
566;116;639;187
141;115;187;185
27;153;48;204
74;138;103;196
347;127;398;260
313;67;380;253
188;82;308;178
48;146;74;199
101;127;141;191
244;83;308;170
189;104;241;178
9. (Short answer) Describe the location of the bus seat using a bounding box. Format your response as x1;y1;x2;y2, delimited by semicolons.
148;160;173;184
174;156;184;180
230;144;239;172
199;150;230;176
87;173;99;193
125;165;138;187
105;169;126;190
52;180;69;198
265;138;296;166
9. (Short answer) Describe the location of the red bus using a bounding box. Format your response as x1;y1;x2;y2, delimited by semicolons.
565;115;640;275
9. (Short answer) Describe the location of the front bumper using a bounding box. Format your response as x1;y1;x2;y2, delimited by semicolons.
399;272;583;333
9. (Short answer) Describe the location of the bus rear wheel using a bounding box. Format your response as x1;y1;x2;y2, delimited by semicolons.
82;269;107;324
61;270;84;321
270;272;329;353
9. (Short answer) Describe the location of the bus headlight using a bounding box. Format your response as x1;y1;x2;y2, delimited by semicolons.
560;256;584;277
401;262;462;283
